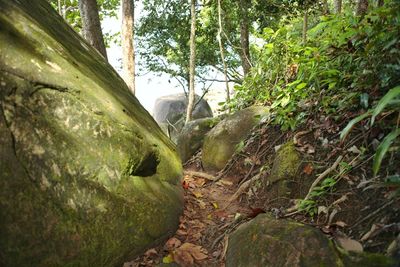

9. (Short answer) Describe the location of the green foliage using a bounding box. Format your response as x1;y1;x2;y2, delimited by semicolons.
231;2;400;131
341;86;400;176
47;0;119;47
298;176;337;216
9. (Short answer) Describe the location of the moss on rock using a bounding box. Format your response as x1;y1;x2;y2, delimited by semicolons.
226;214;395;267
176;117;220;163
0;0;183;266
226;214;343;267
201;106;269;171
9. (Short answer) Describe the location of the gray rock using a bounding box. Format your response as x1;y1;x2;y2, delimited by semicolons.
176;117;221;163
202;106;269;171
153;93;213;126
0;0;183;266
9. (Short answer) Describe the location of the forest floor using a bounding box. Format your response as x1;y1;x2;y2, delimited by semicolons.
124;166;249;267
124;120;400;267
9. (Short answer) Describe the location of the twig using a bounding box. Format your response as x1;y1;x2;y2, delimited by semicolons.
184;170;216;181
303;155;343;201
224;174;261;209
352;200;394;229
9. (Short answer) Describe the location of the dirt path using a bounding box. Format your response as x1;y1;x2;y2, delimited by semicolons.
125;170;252;267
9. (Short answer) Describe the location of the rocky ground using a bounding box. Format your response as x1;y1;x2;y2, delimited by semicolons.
124;118;400;267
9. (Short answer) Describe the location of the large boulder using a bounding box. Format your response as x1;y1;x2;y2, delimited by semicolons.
202;106;269;171
262;142;302;205
176;117;221;163
153;93;213;125
153;94;213;142
226;214;395;267
0;1;183;266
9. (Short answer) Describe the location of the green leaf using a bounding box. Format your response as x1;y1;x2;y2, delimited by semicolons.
385;175;400;186
360;93;369;109
296;82;307;90
373;129;400;176
371;86;400;125
340;111;373;141
280;95;290;107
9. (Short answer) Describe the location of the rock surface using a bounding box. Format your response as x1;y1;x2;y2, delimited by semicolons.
176;117;220;163
0;0;183;266
153;93;213;125
202;106;269;171
262;142;302;204
226;214;395;267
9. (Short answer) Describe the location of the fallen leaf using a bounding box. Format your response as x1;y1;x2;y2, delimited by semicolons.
165;237;182;251
192;191;203;198
334;221;347;228
318;206;328;215
144;248;157;257
176;229;187;236
303;163;314;175
347;145;361;154
162;253;174;264
176;243;208;262
196;199;206;209
305;144;315;154
212;202;219;209
194;178;206;187
336;237;363;252
248;207;266;218
218;179;233;186
182;180;189;190
173;249;193;267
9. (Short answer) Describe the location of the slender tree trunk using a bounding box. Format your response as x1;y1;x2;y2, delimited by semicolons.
121;0;136;95
334;0;342;13
322;0;330;14
186;0;196;124
356;0;369;16
217;0;230;107
78;0;108;60
57;0;62;16
238;0;251;77
302;9;308;45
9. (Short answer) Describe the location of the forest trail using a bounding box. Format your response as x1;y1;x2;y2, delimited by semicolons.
126;169;255;267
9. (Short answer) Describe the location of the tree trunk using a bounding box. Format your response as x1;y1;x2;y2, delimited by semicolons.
334;0;342;13
217;0;230;107
186;0;196;124
121;0;135;95
322;0;330;14
78;0;108;60
302;9;308;45
356;0;369;16
238;0;251;77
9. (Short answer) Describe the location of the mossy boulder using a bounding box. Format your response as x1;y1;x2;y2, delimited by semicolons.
0;1;183;266
226;214;395;267
176;117;220;163
202;106;269;171
262;142;301;202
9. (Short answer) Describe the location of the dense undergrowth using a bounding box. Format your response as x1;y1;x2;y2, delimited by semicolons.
229;2;400;190
232;2;399;129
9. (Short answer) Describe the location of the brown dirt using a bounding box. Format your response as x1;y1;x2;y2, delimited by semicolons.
123;167;256;267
